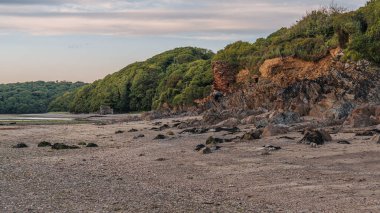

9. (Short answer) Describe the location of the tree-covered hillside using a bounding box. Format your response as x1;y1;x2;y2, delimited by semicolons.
0;81;86;114
213;0;380;74
49;47;214;113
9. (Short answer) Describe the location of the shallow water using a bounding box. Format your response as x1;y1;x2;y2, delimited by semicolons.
0;114;73;121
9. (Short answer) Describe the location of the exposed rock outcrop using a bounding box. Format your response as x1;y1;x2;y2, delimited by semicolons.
344;104;380;128
212;61;238;93
205;49;380;122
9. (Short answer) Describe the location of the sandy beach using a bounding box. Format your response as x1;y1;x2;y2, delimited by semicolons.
1;115;379;212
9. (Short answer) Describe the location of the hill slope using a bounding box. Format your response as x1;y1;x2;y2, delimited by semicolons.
49;47;214;113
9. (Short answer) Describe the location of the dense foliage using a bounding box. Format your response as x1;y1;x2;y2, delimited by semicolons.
0;81;86;114
49;47;214;113
213;0;380;75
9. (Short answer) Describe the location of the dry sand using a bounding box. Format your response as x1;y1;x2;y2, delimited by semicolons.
1;116;379;212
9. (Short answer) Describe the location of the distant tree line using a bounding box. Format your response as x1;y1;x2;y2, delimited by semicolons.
0;81;86;114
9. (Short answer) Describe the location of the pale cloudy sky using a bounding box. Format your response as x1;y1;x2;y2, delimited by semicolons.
0;0;367;83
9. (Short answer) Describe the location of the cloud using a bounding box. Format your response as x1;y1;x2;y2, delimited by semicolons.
0;0;368;40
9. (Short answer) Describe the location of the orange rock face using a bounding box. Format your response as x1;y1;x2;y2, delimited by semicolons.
259;48;343;87
212;61;237;93
207;48;380;120
259;56;332;87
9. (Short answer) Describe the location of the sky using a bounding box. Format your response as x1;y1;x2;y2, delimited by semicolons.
0;0;368;84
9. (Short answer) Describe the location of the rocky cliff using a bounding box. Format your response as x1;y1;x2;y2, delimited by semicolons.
205;49;380;123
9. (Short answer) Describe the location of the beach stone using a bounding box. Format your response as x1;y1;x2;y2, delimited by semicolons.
133;134;145;139
262;125;289;137
12;143;28;148
154;134;166;140
38;141;52;147
115;130;125;134
263;145;281;151
86;143;98;147
213;127;240;133
299;129;330;145
199;147;212;154
194;144;206;151
242;129;262;140
310;142;318;148
52;143;80;150
206;136;224;145
337;140;351;144
180;128;208;134
318;129;332;141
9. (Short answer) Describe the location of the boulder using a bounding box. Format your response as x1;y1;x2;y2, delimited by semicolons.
262;125;289;137
263;145;281;151
194;144;206;151
12;143;28;148
199;147;212;154
299;129;331;145
270;111;301;125
154;134;167;140
317;129;332;142
241;129;263;140
344;105;380;128
133;134;145;139
180;128;208;134
212;127;240;133
206;136;224;145
38;141;52;147
86;143;98;147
